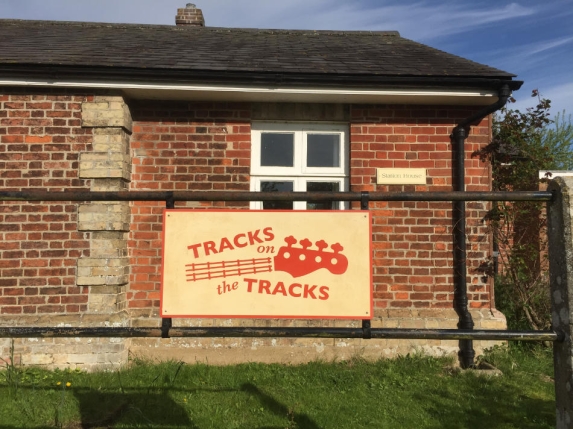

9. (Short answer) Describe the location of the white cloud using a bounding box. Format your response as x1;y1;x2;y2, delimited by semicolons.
526;35;573;56
536;82;573;116
202;0;536;41
0;0;184;24
510;81;573;118
487;35;573;72
0;0;537;39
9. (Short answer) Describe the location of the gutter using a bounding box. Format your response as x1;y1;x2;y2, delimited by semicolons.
0;74;521;105
451;84;512;369
0;64;523;91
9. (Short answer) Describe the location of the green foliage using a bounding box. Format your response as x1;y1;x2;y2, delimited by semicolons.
474;90;573;191
473;90;573;331
540;110;573;170
0;339;21;398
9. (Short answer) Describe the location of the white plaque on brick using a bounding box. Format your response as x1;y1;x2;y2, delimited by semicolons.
376;168;426;185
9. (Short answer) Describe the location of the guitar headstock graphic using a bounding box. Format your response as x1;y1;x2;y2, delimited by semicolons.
273;235;349;278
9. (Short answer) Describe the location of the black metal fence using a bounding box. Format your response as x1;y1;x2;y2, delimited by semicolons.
0;190;562;354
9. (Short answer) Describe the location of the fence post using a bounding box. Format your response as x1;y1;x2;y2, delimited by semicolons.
547;177;573;429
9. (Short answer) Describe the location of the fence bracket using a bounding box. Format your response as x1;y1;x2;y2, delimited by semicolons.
362;319;372;339
361;191;370;210
161;318;172;339
166;192;175;209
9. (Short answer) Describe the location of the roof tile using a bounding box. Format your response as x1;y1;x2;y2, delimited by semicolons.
0;20;514;79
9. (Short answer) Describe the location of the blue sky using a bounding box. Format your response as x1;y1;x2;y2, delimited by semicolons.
1;0;571;118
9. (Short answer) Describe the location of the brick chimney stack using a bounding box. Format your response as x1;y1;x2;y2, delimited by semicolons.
176;3;205;27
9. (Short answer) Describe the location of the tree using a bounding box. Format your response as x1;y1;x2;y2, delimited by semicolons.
473;90;573;331
540;110;573;170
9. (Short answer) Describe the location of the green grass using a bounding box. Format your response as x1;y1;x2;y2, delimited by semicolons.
0;345;555;428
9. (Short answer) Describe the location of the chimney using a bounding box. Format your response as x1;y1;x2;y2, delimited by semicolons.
176;3;205;27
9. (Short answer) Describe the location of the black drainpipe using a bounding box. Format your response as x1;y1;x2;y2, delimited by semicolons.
451;84;511;369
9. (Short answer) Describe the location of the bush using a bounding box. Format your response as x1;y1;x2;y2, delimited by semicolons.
473;90;573;331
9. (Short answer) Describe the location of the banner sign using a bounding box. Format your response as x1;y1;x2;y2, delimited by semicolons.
161;210;373;319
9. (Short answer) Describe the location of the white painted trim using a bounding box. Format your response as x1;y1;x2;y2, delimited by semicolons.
0;78;498;100
251;123;348;177
250;122;349;211
249;177;348;210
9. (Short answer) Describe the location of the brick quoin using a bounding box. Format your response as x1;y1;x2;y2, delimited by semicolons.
126;101;493;315
0;90;93;315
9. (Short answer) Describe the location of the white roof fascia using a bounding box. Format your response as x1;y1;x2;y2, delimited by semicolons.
0;78;500;105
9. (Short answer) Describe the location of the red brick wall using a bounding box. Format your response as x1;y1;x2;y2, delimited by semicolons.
350;105;492;310
126;101;492;315
0;95;493;316
127;101;251;312
0;91;93;315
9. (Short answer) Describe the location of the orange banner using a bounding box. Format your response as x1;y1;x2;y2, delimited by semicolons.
161;210;372;319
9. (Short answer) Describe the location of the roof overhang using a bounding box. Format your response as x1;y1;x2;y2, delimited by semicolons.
0;64;522;105
0;77;510;105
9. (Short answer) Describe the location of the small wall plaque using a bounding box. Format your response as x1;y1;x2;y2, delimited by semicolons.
376;168;427;185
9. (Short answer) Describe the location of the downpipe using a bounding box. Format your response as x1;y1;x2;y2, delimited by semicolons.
452;84;512;368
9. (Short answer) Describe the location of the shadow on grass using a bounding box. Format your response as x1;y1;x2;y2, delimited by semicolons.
241;383;320;429
74;389;196;428
0;383;321;429
414;376;555;429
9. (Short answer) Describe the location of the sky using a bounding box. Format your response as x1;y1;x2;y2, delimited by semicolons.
1;0;571;119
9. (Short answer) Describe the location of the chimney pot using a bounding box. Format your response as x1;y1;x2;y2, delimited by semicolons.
176;3;205;27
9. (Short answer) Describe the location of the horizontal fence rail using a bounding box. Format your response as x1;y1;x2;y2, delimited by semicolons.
0;327;563;342
0;189;561;345
0;190;554;202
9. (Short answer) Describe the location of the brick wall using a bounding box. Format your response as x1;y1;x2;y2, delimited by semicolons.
128;101;252;315
0;94;503;368
0;91;93;316
125;101;492;317
0;96;493;317
350;105;492;311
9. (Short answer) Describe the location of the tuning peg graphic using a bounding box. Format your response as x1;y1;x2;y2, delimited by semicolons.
284;236;297;247
331;243;344;253
274;235;349;277
315;240;328;252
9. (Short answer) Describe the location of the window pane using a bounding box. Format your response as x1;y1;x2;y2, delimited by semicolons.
261;181;293;210
261;133;294;167
306;182;339;210
307;134;340;167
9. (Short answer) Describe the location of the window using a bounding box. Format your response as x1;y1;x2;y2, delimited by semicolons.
250;123;348;210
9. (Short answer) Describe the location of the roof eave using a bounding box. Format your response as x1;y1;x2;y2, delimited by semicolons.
0;65;523;105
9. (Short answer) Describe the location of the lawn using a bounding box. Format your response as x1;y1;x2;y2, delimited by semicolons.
0;345;555;428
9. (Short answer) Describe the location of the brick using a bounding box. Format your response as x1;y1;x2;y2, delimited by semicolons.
24;135;51;143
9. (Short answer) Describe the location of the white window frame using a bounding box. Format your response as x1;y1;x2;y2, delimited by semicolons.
250;122;349;210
